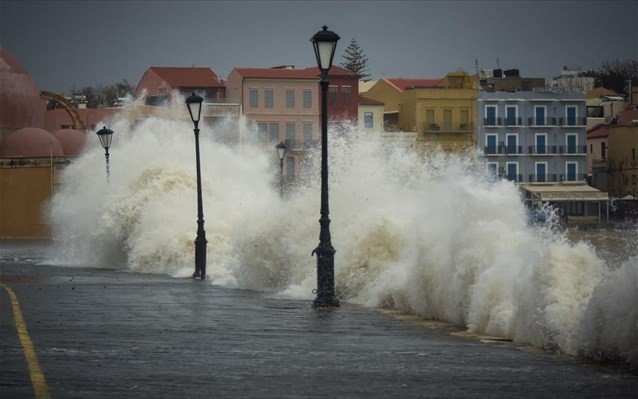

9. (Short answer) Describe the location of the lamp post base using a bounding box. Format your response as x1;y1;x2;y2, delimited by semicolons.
193;234;207;280
312;296;340;308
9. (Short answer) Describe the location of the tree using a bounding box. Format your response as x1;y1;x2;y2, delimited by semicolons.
69;79;135;108
340;38;371;81
582;59;638;96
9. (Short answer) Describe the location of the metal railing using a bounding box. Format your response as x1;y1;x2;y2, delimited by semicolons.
559;145;587;154
425;122;475;132
484;145;523;155
528;145;559;155
559;117;587;126
528;117;557;126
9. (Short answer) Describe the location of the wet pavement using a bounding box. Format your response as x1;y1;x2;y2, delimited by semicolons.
1;244;637;398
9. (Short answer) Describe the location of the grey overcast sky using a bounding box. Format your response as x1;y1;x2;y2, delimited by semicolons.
1;0;637;95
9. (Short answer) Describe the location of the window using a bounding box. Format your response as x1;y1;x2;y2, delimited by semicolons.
364;112;373;128
566;134;577;154
426;108;435;127
286;157;295;180
460;109;469;129
303;90;312;108
269;122;279;142
265;89;273;108
535;133;547;154
587;106;604;118
534;106;546;126
566;162;577;181
601;142;607;159
566;106;577;125
505;105;517;125
506;133;518;154
286;123;295;146
249;89;258;108
286;90;295;108
485;105;497;125
535;162;547;182
506;162;518;182
487;162;498;180
342;86;351;105
303;123;313;144
485;134;497;154
328;86;337;105
443;109;452;130
257;122;267;142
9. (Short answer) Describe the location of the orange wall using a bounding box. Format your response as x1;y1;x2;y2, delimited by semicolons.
0;165;52;238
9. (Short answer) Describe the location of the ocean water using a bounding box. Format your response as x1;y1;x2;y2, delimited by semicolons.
47;107;638;368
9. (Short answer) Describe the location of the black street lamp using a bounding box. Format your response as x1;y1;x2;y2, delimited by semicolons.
276;141;287;197
96;126;113;182
310;25;340;308
186;92;208;281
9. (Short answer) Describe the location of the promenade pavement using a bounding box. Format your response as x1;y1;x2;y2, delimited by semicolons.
1;242;637;398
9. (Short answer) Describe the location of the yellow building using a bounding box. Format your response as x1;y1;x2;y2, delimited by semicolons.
362;77;441;132
399;72;478;152
357;95;384;133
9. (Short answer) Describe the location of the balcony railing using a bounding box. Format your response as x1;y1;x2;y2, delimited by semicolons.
528;145;559;155
527;174;587;183
528;117;557;126
559;145;587;155
503;117;522;126
484;145;522;155
559;117;587;126
503;174;523;183
528;174;559;183
484;117;501;126
425;122;475;132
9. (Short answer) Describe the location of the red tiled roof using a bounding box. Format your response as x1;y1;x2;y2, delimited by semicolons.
149;67;224;88
384;78;442;91
587;125;610;139
232;67;317;79
358;95;384;106
232;65;359;80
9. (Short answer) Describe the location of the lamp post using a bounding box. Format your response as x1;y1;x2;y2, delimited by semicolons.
310;25;340;308
276;141;287;197
186;92;207;281
96;126;113;182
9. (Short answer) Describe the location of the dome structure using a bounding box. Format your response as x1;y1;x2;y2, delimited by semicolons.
52;128;87;156
0;47;44;130
0;127;64;158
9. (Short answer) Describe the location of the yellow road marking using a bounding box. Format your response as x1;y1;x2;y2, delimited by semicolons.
0;283;51;399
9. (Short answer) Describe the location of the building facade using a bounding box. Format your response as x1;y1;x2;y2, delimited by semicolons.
357;95;384;134
478;89;587;184
362;77;441;131
225;66;358;180
399;72;478;152
136;66;226;105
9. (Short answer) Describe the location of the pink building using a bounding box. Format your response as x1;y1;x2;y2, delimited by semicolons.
225;65;358;179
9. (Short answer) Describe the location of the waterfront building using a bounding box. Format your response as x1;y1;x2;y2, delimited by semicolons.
225;65;358;181
477;76;610;220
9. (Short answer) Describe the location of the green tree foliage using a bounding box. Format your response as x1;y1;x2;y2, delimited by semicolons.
339;38;371;81
582;59;637;96
70;79;135;108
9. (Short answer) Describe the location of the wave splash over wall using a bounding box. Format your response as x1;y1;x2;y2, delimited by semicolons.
49;113;637;368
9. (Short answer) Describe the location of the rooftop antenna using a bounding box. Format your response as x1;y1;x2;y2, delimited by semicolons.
497;58;500;69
